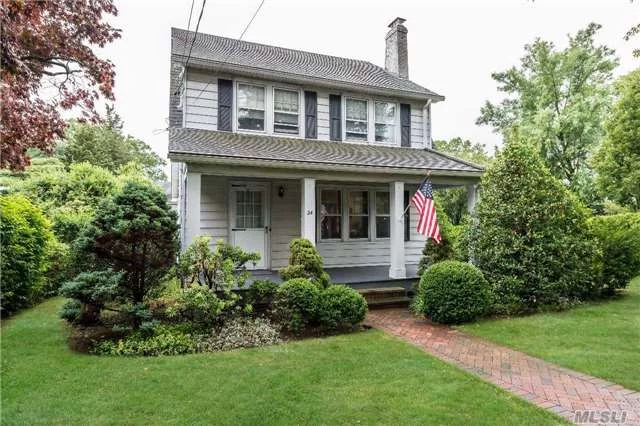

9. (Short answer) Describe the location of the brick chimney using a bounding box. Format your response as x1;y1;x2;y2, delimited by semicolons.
385;17;409;79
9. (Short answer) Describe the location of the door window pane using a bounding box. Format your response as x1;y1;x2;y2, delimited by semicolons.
238;84;265;131
274;89;299;134
375;102;395;143
320;190;341;239
348;191;369;239
345;99;368;141
235;190;263;229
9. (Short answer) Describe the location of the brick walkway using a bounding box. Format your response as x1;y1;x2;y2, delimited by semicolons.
366;309;640;425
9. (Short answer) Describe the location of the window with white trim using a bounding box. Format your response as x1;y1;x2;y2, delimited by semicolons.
273;88;299;135
375;101;396;143
320;189;341;240
345;99;368;141
375;191;390;238
237;83;265;131
348;190;369;239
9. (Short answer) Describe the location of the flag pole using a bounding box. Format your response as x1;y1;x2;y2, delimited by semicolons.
399;170;431;218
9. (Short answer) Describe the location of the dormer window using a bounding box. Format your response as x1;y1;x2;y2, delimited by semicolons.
375;102;396;143
345;98;368;141
237;83;265;131
273;88;299;135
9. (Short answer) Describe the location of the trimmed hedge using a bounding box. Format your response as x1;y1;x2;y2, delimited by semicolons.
413;261;491;324
0;194;53;315
589;213;640;295
274;278;321;332
319;285;367;330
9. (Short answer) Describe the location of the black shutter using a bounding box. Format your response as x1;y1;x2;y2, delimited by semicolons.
329;94;342;141
217;79;233;132
400;103;411;147
304;91;317;139
404;190;410;241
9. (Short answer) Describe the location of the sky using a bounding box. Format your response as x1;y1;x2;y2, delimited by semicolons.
99;0;639;162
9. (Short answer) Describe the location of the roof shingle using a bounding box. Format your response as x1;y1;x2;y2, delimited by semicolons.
171;28;443;101
168;128;483;174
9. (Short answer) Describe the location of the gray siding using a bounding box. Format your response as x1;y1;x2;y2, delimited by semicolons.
316;91;330;141
185;71;218;130
200;175;228;243
168;61;184;128
270;180;300;269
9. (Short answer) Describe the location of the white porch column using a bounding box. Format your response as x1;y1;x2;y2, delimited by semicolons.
389;181;406;279
184;172;201;247
301;178;316;245
467;184;479;213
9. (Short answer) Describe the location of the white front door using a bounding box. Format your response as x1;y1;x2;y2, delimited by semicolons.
230;184;269;270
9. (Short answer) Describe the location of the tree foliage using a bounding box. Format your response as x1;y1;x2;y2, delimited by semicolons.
80;182;179;304
593;69;640;211
59;107;165;181
0;0;120;170
432;138;492;224
279;238;331;288
474;137;599;312
477;23;618;188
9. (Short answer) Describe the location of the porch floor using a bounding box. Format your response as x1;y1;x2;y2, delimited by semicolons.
250;264;419;290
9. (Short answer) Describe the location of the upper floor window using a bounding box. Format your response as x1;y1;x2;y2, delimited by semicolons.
375;102;396;143
345;99;368;141
273;88;299;135
237;83;265;131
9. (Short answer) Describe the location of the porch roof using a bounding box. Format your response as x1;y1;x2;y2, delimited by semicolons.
168;128;484;176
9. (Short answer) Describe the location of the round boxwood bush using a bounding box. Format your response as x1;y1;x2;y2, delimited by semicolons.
319;285;368;330
414;260;491;324
274;278;320;332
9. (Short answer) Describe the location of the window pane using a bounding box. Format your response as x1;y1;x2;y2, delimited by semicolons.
349;216;369;239
321;190;341;215
238;109;265;131
375;102;395;124
321;216;341;239
346;99;367;120
274;112;299;134
376;192;390;215
348;191;368;215
375;123;394;142
376;216;390;238
238;84;264;109
274;89;298;112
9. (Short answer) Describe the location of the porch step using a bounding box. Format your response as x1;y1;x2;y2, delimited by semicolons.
358;287;411;309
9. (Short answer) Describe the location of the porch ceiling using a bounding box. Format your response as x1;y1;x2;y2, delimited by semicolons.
168;128;484;177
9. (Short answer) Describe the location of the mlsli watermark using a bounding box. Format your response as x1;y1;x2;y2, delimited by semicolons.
574;410;628;424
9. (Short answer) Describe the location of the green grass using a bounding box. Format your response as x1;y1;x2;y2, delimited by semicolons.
460;277;640;391
1;298;564;425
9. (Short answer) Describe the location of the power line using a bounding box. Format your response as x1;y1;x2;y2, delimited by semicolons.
176;0;207;94
239;0;266;40
191;0;267;103
182;0;195;58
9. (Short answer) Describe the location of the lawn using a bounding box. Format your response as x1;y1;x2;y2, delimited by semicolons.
1;298;564;425
460;276;640;391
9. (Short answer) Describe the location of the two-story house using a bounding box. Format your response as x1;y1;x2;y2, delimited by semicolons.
168;18;483;282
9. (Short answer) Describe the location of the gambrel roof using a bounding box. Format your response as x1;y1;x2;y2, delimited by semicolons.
171;28;443;102
168;128;483;175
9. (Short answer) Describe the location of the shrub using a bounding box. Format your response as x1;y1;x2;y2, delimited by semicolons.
174;285;225;328
197;317;281;352
279;238;331;288
59;270;122;324
42;239;72;297
94;325;198;356
474;139;599;311
589;213;640;295
413;261;491;324
274;278;321;332
318;285;367;330
247;279;279;306
417;212;456;276
79;182;179;308
0;194;53;315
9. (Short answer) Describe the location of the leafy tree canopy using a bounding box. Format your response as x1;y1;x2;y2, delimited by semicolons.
58;106;165;181
593;69;640;211
477;23;618;188
0;0;120;171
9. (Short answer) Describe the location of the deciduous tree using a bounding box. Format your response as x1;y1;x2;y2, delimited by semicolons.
0;0;120;171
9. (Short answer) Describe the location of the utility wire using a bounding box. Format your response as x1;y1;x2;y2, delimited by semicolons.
191;0;267;103
182;0;195;57
175;0;207;94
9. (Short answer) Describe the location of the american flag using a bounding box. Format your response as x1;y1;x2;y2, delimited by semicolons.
411;177;442;243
